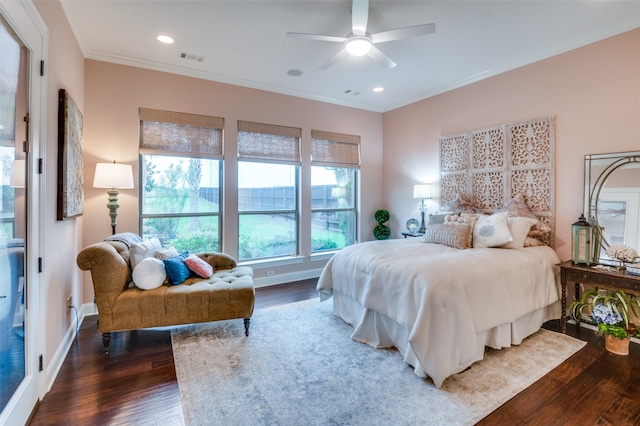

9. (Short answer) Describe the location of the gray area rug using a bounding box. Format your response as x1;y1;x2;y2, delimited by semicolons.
171;299;585;426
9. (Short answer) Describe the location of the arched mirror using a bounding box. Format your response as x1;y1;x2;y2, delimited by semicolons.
585;151;640;264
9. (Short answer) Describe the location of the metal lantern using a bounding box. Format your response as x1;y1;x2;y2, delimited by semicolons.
572;214;595;265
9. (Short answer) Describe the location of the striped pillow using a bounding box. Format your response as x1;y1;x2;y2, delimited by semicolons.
423;222;472;249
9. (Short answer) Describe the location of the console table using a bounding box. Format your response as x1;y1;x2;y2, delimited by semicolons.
559;260;640;333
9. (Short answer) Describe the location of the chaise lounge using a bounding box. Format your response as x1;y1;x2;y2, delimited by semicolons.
76;240;255;352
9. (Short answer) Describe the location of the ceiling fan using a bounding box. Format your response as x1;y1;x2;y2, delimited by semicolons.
286;0;435;70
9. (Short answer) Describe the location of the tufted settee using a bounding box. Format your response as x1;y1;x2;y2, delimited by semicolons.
76;240;255;352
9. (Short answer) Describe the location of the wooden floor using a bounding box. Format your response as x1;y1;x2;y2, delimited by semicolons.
28;279;640;425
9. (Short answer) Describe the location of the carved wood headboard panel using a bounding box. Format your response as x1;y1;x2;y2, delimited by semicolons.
440;116;555;247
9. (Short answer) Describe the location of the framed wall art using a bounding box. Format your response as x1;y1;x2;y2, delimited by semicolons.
57;88;84;220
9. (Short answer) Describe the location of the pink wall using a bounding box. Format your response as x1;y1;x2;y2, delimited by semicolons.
383;28;640;261
83;60;383;298
33;0;85;366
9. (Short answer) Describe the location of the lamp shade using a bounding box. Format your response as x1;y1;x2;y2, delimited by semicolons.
93;162;134;189
413;183;431;199
9;159;25;188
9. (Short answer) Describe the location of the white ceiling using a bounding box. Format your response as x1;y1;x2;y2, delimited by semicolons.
60;1;640;113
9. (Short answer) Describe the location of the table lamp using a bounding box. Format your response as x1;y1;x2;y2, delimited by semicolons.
93;161;134;235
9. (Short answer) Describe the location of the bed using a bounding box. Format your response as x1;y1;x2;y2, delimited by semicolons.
317;116;559;388
317;238;561;388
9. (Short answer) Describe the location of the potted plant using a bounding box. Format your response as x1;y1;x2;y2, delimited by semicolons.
569;288;640;355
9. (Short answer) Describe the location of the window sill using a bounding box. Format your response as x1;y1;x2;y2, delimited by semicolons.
239;255;305;269
309;250;339;262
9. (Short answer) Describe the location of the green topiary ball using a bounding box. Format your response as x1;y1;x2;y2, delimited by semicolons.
374;224;391;240
374;209;390;224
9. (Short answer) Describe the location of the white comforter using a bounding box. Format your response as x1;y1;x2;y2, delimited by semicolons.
317;238;561;387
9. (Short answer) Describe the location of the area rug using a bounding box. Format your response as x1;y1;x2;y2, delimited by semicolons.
171;299;585;426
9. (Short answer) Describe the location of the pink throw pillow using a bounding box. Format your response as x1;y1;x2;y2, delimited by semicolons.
184;254;213;278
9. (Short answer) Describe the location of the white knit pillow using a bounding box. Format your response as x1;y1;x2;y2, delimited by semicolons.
129;237;162;269
132;257;166;290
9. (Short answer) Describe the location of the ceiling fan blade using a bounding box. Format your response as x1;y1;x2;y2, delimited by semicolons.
351;0;369;36
366;46;396;69
286;32;346;43
371;23;436;44
319;48;349;70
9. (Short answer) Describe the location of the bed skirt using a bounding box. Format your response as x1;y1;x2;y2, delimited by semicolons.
330;290;561;387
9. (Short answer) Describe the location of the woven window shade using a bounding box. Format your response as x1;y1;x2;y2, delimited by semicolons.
311;130;360;167
238;120;301;163
139;108;224;159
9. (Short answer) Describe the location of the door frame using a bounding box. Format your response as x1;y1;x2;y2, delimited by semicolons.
0;0;47;424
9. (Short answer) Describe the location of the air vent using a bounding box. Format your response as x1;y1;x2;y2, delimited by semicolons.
343;89;361;96
179;52;206;62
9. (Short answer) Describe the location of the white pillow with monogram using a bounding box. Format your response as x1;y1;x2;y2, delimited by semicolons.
473;211;513;248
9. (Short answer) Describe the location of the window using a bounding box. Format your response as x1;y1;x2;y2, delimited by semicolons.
311;130;360;252
139;108;223;252
238;121;301;261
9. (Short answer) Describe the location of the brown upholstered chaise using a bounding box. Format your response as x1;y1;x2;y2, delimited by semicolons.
76;241;255;352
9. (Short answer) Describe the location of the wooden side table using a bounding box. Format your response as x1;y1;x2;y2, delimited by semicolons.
558;260;640;333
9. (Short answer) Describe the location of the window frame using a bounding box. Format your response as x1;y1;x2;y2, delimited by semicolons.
237;121;302;262
138;108;224;251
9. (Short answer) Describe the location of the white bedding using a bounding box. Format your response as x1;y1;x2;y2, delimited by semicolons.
316;238;562;388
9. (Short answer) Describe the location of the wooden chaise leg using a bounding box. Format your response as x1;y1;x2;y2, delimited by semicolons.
102;332;111;354
244;318;251;336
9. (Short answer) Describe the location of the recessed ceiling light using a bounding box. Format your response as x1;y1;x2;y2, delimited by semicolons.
373;87;384;92
287;69;303;77
157;35;174;44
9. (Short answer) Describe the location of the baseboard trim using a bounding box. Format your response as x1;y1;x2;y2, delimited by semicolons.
45;303;96;392
253;268;323;288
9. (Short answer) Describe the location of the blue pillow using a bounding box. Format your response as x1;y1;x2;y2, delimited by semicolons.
163;252;190;285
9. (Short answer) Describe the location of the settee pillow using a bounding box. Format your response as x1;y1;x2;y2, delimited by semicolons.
132;257;166;290
184;254;214;278
473;211;513;248
130;238;162;270
423;222;472;249
155;246;179;260
163;252;191;285
500;217;539;249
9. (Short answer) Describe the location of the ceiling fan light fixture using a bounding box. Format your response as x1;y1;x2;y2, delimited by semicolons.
345;37;372;57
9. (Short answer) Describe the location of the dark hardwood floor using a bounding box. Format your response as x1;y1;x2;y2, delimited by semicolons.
28;279;640;425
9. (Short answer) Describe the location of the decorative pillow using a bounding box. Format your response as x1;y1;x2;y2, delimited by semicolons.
428;213;449;224
104;232;143;248
129;238;162;270
132;257;166;290
155;246;179;260
524;237;545;247
163;252;191;285
445;213;480;247
500;217;538;249
499;194;552;238
473;211;513;248
448;192;475;213
184;254;214;278
423;222;472;249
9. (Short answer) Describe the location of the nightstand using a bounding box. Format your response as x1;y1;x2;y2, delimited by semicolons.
402;232;424;238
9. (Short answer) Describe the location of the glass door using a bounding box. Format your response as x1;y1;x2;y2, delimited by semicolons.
0;11;27;416
0;1;44;422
